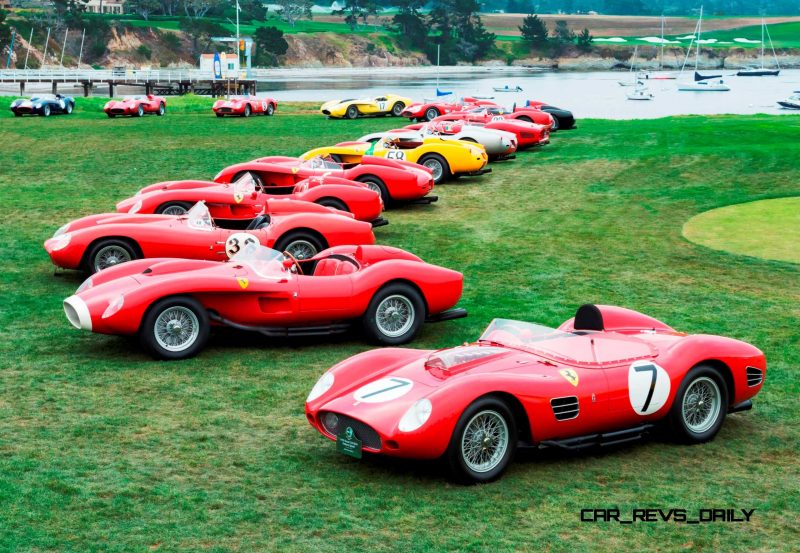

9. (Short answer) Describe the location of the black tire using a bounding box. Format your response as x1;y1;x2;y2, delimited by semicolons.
362;282;425;345
345;105;359;119
42;105;51;117
424;107;439;121
550;116;560;131
136;104;144;117
274;231;324;261
14;112;22;117
516;115;532;123
355;176;390;205
233;171;265;190
215;112;224;117
139;296;209;360
391;102;405;116
243;104;252;117
65;102;73;114
316;197;348;212
667;364;728;444
155;201;193;215
446;396;517;484
85;238;138;274
418;153;451;184
107;113;116;118
266;103;275;116
157;102;165;116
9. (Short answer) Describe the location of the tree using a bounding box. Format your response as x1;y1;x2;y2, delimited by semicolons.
238;0;268;21
333;0;377;32
576;27;593;52
427;0;495;64
158;0;182;16
390;0;427;49
179;17;227;55
275;0;313;28
183;0;223;19
0;10;11;56
551;19;574;56
128;0;161;20
253;25;288;66
519;13;548;48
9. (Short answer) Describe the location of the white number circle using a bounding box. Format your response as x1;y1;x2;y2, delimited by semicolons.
354;377;413;403
225;232;258;258
261;101;268;111
628;361;671;415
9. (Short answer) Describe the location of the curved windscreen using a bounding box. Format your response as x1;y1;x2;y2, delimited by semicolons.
230;242;289;278
480;318;574;348
301;156;342;170
233;173;257;197
186;201;214;231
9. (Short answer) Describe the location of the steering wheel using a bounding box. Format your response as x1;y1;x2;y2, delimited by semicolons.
282;250;304;275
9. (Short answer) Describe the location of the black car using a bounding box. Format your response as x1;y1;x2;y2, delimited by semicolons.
525;101;576;131
10;94;75;117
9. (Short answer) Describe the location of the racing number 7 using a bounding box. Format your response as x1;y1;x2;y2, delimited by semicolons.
634;363;658;412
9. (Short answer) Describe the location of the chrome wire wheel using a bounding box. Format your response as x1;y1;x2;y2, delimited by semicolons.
364;181;381;195
461;410;509;473
284;239;317;260
161;204;188;215
682;376;722;433
422;159;444;181
94;244;132;271
154;306;200;352
375;294;414;338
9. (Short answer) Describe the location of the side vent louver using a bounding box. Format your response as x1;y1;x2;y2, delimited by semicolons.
550;396;579;421
746;366;763;387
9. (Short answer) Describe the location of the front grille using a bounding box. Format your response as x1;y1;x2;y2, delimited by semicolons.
550;396;579;421
746;366;763;387
17;107;32;113
320;411;381;450
218;107;233;113
111;109;126;114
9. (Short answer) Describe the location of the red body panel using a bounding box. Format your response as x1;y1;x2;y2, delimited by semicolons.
306;305;766;460
401;101;466;121
214;156;435;203
104;95;166;116
44;203;375;271
115;177;383;222
212;96;277;117
434;105;554;132
66;245;463;338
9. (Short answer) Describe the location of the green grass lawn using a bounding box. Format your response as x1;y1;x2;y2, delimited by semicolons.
0;98;798;552
683;197;800;264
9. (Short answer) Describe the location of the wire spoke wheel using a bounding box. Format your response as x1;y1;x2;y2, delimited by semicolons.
682;376;721;433
154;306;200;352
461;410;509;473
422;159;444;181
284;239;317;260
94;244;132;271
161;205;188;215
375;294;414;338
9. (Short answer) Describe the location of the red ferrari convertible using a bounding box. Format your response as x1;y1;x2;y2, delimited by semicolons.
63;243;466;359
115;173;385;225
45;200;375;273
306;304;766;483
214;155;436;206
401;100;465;122
104;95;167;118
434;105;554;130
212;95;278;117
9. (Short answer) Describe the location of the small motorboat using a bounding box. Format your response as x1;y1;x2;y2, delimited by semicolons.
777;92;800;109
627;83;654;100
493;85;523;92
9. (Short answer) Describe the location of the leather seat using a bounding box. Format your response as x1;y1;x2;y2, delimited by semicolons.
314;257;357;276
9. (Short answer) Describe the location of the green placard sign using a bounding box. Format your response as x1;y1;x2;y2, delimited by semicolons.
337;426;362;459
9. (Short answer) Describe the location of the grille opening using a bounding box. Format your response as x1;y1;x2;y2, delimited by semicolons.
550;396;580;421
320;411;381;450
746;366;763;387
64;301;81;329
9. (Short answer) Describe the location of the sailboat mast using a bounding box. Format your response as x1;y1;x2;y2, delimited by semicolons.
760;17;765;69
659;15;665;70
695;5;702;71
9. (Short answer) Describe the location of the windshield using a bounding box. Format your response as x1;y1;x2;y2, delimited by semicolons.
230;242;289;278
479;318;577;348
31;95;55;101
233;173;257;198
123;95;145;100
301;156;341;170
186;201;214;231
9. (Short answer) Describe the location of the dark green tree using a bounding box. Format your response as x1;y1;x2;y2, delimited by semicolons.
390;0;427;49
179;17;227;56
253;25;288;66
333;0;378;32
519;13;548;48
576;27;593;52
274;0;313;28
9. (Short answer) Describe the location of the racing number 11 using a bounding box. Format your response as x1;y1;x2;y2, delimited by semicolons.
634;363;658;412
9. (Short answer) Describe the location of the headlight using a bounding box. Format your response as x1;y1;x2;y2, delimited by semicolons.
307;372;334;402
398;398;432;432
102;294;124;319
53;223;70;237
35;103;42;108
129;199;143;214
50;232;72;251
76;276;93;294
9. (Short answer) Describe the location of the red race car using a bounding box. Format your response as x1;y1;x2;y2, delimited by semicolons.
115;173;385;225
434;105;554;130
214;155;436;207
212;95;277;117
306;304;766;483
62;243;467;359
104;95;167;118
44;200;375;273
405;119;548;151
401;100;466;122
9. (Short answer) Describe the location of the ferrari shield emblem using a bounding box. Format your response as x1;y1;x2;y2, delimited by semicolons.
234;192;244;204
559;369;579;387
237;277;249;289
291;167;299;174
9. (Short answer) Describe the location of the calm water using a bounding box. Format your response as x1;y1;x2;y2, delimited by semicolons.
257;69;800;119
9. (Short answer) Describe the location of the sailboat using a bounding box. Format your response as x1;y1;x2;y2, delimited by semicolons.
737;18;780;76
618;45;647;86
677;7;730;92
434;44;453;96
651;15;676;79
627;81;655;100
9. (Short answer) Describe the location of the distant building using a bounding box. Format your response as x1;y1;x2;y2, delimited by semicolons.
199;53;240;77
84;0;125;15
0;0;12;9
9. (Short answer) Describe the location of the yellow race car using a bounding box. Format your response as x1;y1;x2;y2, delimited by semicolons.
320;94;413;119
301;135;490;184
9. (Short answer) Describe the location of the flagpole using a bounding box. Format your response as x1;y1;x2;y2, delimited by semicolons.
42;27;51;68
23;27;33;69
77;28;85;68
60;28;68;67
